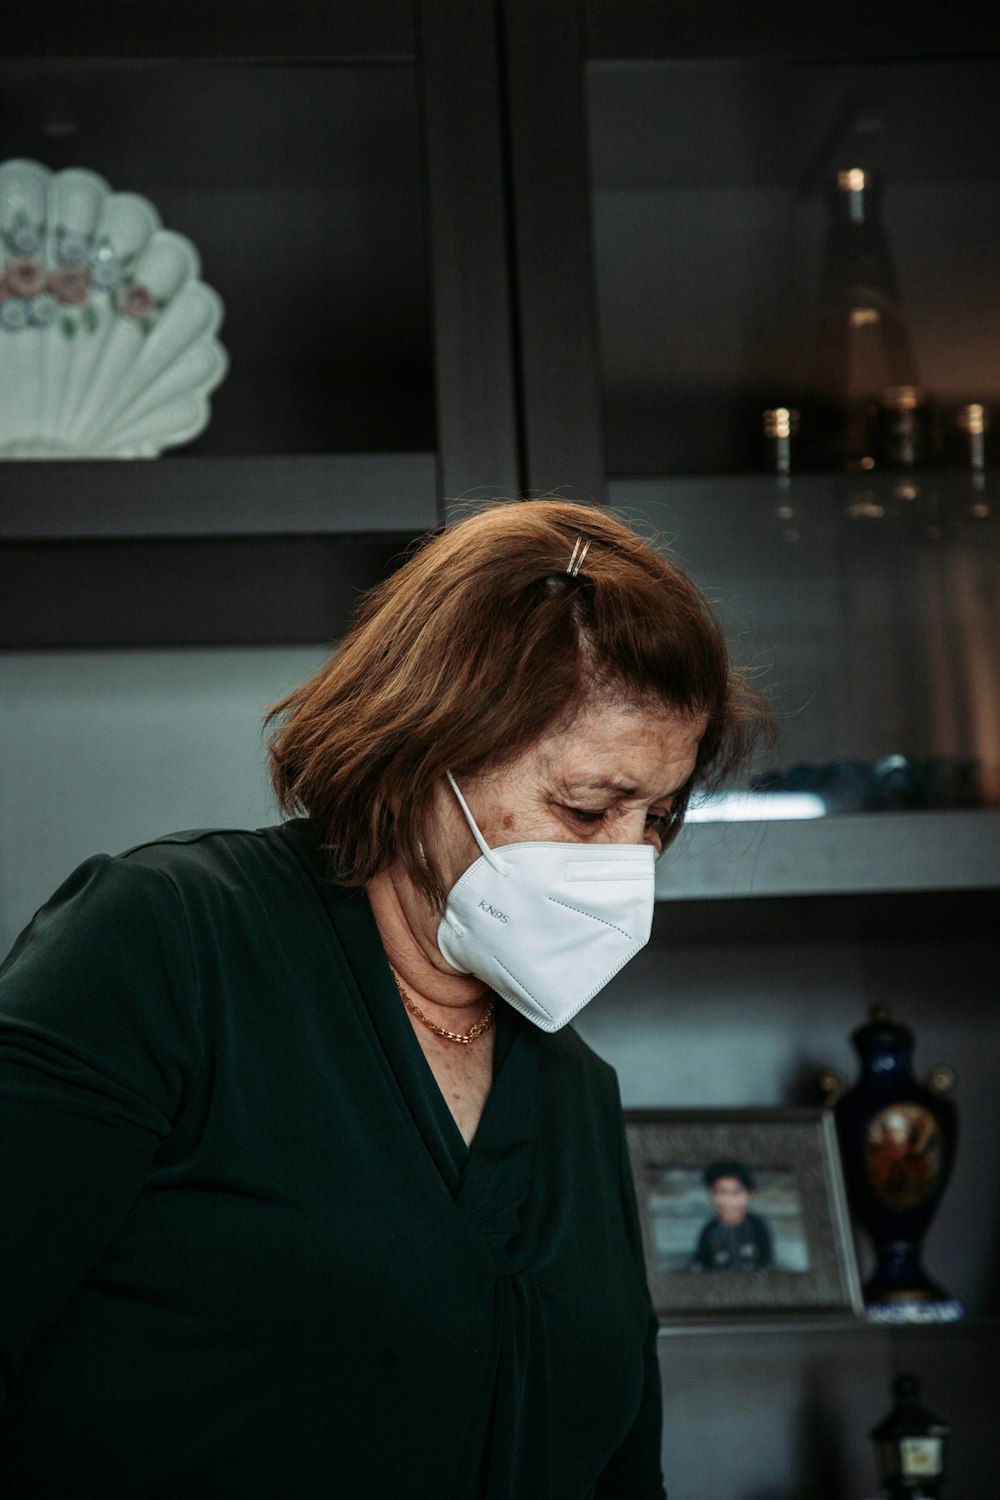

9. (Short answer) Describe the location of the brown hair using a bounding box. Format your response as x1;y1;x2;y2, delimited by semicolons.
266;499;773;905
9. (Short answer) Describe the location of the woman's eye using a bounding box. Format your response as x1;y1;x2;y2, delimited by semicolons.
565;807;605;824
647;810;681;846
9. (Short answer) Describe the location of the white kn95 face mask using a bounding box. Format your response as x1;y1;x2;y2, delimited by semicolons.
436;771;656;1033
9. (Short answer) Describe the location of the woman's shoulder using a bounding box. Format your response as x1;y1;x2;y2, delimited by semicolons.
10;823;309;958
119;818;320;883
110;821;316;920
119;823;280;877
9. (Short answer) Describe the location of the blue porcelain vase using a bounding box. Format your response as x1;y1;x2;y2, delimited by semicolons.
833;1007;962;1321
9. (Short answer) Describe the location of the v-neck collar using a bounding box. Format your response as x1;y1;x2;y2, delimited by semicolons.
268;819;526;1197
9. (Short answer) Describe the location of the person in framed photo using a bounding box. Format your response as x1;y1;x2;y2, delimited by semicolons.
691;1160;775;1272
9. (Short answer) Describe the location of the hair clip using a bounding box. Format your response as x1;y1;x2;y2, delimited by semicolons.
566;535;591;577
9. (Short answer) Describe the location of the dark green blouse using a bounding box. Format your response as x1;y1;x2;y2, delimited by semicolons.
0;820;665;1499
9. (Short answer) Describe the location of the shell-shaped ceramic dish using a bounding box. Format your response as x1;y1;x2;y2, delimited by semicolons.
0;159;227;458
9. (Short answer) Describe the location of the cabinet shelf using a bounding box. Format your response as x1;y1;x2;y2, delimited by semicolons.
609;466;999;509
0;453;438;539
657;809;1000;901
658;1314;1000;1339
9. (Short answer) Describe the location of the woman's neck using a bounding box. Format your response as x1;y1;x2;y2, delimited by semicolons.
366;864;490;1016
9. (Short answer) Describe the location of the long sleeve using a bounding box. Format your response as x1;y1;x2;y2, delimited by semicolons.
593;1117;667;1500
1;822;670;1498
0;854;203;1409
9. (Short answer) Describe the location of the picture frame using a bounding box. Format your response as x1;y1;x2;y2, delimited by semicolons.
624;1107;863;1320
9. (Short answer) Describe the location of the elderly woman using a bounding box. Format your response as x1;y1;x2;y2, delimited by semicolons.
0;500;767;1498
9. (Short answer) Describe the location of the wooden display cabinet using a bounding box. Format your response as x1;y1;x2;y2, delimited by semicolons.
2;5;998;1496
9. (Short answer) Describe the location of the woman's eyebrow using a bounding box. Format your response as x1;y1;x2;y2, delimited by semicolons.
560;776;675;801
561;776;636;794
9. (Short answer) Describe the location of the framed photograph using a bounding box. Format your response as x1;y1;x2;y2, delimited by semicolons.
625;1108;863;1319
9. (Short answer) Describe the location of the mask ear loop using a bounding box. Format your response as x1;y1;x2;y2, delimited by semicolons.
446;771;511;875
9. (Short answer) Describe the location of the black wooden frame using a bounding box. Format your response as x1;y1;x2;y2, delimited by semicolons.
418;0;520;510
501;0;606;505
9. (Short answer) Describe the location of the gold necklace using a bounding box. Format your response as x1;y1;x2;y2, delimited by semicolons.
391;971;495;1046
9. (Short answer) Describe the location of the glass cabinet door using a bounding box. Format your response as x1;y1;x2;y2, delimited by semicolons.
1;5;520;535
0;6;518;643
584;52;1000;829
0;59;433;459
588;55;1000;480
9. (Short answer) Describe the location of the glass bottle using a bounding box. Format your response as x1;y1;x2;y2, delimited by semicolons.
879;383;935;531
762;406;802;543
878;384;930;471
812;168;921;474
955;402;991;518
762;405;800;484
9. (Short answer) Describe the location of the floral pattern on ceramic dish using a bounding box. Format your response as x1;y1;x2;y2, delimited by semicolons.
0;159;228;458
1;218;166;338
